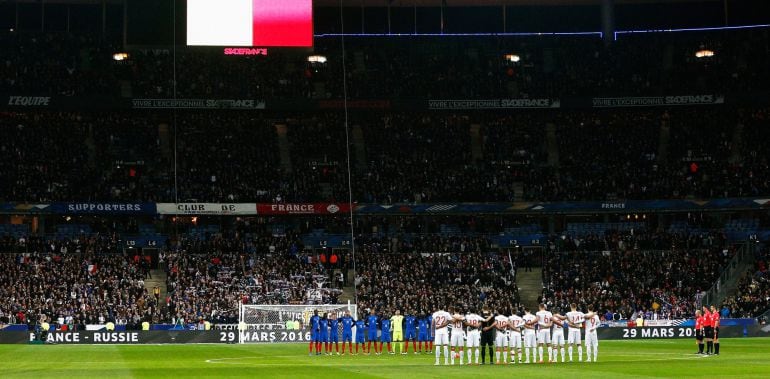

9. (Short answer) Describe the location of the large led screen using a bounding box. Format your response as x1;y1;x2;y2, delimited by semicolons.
187;0;312;47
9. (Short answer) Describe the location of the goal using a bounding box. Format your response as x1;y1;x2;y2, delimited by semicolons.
238;303;357;344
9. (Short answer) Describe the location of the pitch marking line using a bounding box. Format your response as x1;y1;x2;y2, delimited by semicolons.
205;353;710;365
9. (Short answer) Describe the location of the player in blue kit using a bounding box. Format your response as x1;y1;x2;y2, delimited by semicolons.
426;313;434;353
309;310;320;356
340;309;354;355
319;314;330;355
366;309;380;355
380;315;393;355
328;313;340;355
404;311;418;354
354;316;366;354
417;313;430;353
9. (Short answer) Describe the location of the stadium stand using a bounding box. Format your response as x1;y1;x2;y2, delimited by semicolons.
2;24;770;326
541;236;734;319
354;236;520;317
0;238;160;328
4;28;769;98
163;229;349;320
721;247;770;319
2;107;769;203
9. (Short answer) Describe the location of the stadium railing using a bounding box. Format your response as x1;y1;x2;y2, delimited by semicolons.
702;241;757;308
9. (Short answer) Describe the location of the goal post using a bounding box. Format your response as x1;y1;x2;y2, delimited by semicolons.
238;303;357;344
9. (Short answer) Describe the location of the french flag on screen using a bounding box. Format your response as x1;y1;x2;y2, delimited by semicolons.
187;0;313;47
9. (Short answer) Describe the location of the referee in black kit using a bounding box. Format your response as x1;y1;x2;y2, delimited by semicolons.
480;307;495;364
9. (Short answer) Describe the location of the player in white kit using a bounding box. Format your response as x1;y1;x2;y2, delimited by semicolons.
584;305;600;362
565;303;585;362
535;303;553;363
432;309;452;365
493;312;509;364
521;308;537;363
449;310;465;365
550;312;566;362
508;312;524;364
464;312;484;365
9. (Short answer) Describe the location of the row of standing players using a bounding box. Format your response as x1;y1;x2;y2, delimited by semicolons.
432;303;601;365
694;305;722;356
308;308;442;356
307;303;601;366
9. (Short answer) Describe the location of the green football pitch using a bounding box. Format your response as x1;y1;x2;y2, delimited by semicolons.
1;338;768;378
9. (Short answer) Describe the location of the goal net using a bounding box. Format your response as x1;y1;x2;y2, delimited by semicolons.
238;303;357;344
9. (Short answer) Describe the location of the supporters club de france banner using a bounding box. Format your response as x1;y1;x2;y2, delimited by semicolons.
2;198;770;216
154;203;352;216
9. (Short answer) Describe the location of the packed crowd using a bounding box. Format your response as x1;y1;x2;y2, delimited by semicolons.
355;113;489;203
0;111;173;202
0;220;768;326
721;247;770;319
0;231;346;326
738;108;770;198
3;30;770;204
4;25;770;330
0;32;119;96
541;245;733;320
0;236;160;328
174;112;283;203
163;233;344;325
550;228;728;252
354;236;521;318
0;112;94;202
4;107;770;203
532;110;661;201
285;114;350;202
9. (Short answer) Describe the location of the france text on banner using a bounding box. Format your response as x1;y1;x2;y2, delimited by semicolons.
256;203;352;215
156;203;257;215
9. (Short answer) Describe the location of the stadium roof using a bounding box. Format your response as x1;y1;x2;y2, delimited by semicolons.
10;0;705;5
318;0;705;5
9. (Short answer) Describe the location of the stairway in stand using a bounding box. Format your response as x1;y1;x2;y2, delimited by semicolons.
144;269;168;312
336;269;357;305
516;268;543;311
338;284;357;304
275;123;293;173
546;123;559;167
